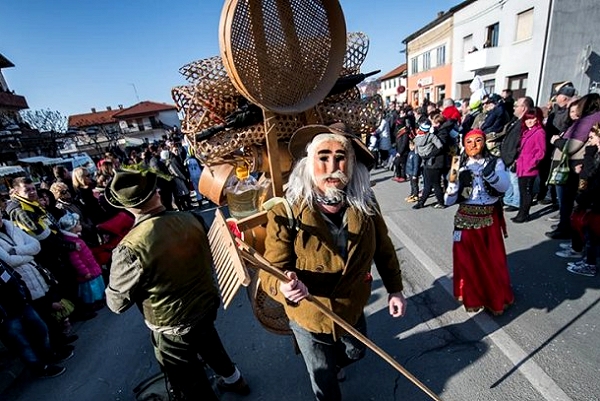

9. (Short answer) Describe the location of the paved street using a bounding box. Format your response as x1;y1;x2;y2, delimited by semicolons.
2;168;600;401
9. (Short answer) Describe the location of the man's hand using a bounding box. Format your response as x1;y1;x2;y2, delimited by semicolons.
388;292;407;318
51;302;64;311
280;271;308;303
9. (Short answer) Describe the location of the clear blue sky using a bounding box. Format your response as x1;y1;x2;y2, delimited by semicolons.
2;0;460;118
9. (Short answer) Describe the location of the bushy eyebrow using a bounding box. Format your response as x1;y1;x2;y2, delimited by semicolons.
317;149;346;155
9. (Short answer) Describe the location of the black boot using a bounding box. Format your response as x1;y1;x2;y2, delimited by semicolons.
412;202;424;210
511;214;529;223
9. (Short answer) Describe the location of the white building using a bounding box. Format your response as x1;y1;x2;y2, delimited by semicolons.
378;64;408;105
452;0;600;106
452;0;549;102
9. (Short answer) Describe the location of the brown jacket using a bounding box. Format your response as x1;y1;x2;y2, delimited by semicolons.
260;201;403;336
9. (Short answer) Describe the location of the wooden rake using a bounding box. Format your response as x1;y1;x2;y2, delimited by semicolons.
207;209;252;309
207;209;442;401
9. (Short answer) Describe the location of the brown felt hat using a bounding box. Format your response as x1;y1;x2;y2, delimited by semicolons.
106;169;157;208
288;122;375;170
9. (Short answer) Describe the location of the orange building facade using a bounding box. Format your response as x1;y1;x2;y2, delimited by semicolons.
403;4;473;108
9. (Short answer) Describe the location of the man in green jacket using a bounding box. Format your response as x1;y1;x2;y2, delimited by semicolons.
105;169;249;400
261;123;407;401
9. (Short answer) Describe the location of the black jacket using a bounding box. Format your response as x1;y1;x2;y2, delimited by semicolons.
576;146;600;212
500;117;523;167
481;104;508;134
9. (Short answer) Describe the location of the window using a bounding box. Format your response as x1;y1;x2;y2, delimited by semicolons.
149;116;158;128
509;74;528;99
484;79;495;95
423;51;431;71
424;88;431;102
136;118;145;132
458;81;471;99
485;23;499;47
515;8;534;42
462;35;473;59
437;85;446;103
436;45;446;66
411;57;418;74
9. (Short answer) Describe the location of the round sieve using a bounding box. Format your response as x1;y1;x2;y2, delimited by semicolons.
219;0;347;114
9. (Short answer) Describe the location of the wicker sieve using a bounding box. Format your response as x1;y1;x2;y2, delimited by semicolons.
219;0;347;114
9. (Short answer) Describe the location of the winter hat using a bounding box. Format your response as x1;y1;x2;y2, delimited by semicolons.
469;99;482;111
483;93;501;105
557;84;576;97
160;150;170;160
417;120;432;133
58;212;80;232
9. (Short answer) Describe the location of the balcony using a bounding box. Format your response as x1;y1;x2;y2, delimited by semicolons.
464;46;502;72
0;91;28;111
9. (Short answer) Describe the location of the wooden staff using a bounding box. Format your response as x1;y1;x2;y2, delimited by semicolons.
234;238;443;401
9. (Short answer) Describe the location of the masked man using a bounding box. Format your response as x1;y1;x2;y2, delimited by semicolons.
444;129;514;315
261;122;407;401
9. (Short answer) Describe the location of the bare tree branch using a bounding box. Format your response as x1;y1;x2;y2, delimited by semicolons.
20;109;68;133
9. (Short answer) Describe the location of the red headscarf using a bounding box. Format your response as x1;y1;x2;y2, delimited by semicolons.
464;129;485;141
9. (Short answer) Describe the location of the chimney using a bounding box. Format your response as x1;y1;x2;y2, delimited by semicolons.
91;108;96;113
437;11;444;18
106;106;112;111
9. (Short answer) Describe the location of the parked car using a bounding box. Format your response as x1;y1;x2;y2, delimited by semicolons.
64;153;97;175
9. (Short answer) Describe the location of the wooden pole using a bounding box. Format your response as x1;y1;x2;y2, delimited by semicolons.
263;110;284;197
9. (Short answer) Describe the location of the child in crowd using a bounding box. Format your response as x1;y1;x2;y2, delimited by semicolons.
58;212;106;312
405;140;422;203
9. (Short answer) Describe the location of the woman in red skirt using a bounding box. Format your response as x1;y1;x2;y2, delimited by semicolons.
444;129;514;315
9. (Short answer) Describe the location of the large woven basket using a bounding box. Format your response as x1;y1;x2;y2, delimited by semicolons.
219;0;347;114
247;269;291;336
194;113;304;161
172;31;377;165
316;94;384;137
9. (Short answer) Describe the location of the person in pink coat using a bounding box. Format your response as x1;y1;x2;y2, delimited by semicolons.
512;107;547;223
58;212;105;311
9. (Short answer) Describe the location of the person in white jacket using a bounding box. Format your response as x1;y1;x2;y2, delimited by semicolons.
374;117;392;168
0;218;76;349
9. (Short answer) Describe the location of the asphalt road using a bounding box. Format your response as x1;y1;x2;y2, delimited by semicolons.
2;168;599;401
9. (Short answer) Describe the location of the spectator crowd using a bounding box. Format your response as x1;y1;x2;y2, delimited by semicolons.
369;81;600;278
0;133;205;379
